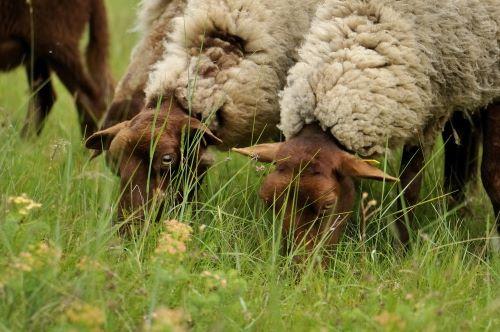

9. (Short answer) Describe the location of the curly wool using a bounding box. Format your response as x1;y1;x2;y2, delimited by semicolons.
135;0;174;33
279;0;500;156
112;0;185;104
145;0;321;148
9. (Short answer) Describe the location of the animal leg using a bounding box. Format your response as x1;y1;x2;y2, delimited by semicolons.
396;145;425;246
442;112;481;203
0;39;26;71
49;45;105;137
481;102;500;249
21;58;56;136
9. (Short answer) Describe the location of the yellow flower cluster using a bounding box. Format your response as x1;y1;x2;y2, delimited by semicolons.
11;252;36;272
76;256;103;272
12;241;61;272
147;307;190;332
155;220;192;258
165;220;192;242
201;270;228;289
64;302;105;331
7;193;42;216
373;310;406;330
33;241;61;258
0;241;61;289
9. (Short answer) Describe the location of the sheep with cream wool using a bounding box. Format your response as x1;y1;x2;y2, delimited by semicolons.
234;0;500;255
87;0;322;223
279;0;499;156
100;0;186;130
144;0;322;148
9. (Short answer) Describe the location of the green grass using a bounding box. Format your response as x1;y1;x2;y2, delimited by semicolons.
0;1;498;330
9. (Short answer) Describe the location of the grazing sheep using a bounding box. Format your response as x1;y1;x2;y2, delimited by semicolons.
0;0;113;136
234;0;500;254
86;0;321;223
100;0;186;131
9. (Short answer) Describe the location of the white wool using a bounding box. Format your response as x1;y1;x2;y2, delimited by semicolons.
279;0;500;156
135;0;175;33
111;0;186;108
144;0;321;148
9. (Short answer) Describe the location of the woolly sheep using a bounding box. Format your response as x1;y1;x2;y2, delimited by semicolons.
234;0;500;255
144;0;322;148
86;0;321;224
99;0;186;131
280;0;499;156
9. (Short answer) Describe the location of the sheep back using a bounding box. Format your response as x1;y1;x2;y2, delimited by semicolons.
279;0;500;156
113;0;186;102
145;0;321;148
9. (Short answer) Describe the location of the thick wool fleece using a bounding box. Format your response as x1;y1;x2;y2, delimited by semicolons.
145;0;321;148
112;0;185;106
280;0;500;156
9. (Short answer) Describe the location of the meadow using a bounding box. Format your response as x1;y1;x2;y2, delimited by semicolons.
0;0;498;330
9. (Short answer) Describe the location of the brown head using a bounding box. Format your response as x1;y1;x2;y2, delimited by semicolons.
233;124;398;251
85;99;221;223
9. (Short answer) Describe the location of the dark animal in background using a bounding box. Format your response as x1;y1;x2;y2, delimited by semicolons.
0;0;114;137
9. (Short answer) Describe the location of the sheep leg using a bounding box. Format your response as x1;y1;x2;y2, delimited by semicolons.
396;145;425;246
442;112;481;203
481;102;500;245
48;45;105;137
21;58;56;136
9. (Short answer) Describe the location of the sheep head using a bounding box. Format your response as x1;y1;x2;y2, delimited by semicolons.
233;124;398;255
85;99;221;227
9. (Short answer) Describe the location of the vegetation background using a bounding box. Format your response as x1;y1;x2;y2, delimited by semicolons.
0;0;498;330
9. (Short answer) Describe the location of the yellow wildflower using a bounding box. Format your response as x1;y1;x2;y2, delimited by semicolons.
147;307;190;332
155;234;186;256
201;270;212;277
200;271;228;289
64;302;105;330
76;256;103;272
373;310;406;330
7;193;42;215
29;241;62;263
155;220;192;259
12;251;38;272
0;241;61;289
164;220;192;242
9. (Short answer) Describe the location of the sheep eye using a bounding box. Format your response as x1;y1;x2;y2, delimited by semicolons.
161;154;175;167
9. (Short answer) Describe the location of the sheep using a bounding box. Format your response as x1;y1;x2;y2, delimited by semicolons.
85;0;321;224
233;0;500;254
0;0;114;137
99;0;186;131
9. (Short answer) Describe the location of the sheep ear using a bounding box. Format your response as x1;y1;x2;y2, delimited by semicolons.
232;143;282;163
340;153;399;182
183;118;222;146
85;121;130;151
